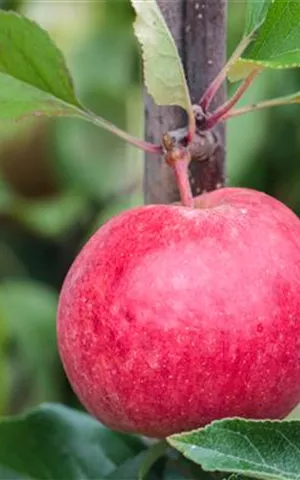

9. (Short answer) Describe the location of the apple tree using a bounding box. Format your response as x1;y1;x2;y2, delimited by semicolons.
0;1;300;480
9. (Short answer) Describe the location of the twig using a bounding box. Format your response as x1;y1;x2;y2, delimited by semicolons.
199;33;254;112
205;68;261;129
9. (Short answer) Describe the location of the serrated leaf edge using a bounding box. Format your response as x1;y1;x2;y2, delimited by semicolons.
130;0;193;120
168;417;300;480
0;10;80;106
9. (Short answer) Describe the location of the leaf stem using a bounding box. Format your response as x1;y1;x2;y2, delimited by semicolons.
205;68;261;129
199;34;254;112
222;96;300;120
82;110;163;155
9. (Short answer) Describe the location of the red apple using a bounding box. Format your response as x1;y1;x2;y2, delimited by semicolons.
57;187;300;438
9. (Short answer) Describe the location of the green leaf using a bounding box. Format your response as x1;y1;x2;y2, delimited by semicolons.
244;0;273;35
0;73;79;121
130;0;193;118
0;281;60;407
0;403;145;479
247;0;300;65
0;10;81;120
14;190;90;238
0;308;7;415
230;0;300;81
0;11;151;151
168;418;300;480
0;12;77;104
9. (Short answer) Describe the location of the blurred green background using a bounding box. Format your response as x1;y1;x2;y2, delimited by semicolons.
0;0;299;417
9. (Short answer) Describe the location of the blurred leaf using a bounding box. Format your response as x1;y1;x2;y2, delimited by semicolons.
0;308;7;415
0;281;59;408
81;192;142;249
244;0;273;35
102;0;135;26
0;10;81;120
106;452;149;480
139;441;168;480
54;93;142;202
0;280;57;359
163;456;213;480
89;192;143;238
0;0;21;11
288;405;300;420
54;108;126;200
0;403;145;479
228;61;258;83
0;179;14;213
23;1;92;54
14;190;89;239
131;0;193;119
124;83;144;197
0;240;27;279
53;20;143;200
230;0;300;81
0;118;37;143
227;73;269;185
162;463;189;480
71;27;138;99
168;418;300;480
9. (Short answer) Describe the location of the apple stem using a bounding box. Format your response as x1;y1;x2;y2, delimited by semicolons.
173;157;194;208
204;68;261;129
187;118;196;146
199;33;254;112
164;145;194;208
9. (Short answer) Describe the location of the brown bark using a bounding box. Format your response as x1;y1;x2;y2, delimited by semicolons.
144;0;227;204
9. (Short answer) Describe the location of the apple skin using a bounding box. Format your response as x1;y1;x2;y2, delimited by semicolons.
57;187;300;438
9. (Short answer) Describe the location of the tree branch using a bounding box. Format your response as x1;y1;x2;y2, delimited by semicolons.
144;0;227;205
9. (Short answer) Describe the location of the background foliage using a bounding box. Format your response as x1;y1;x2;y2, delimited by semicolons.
0;0;299;477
